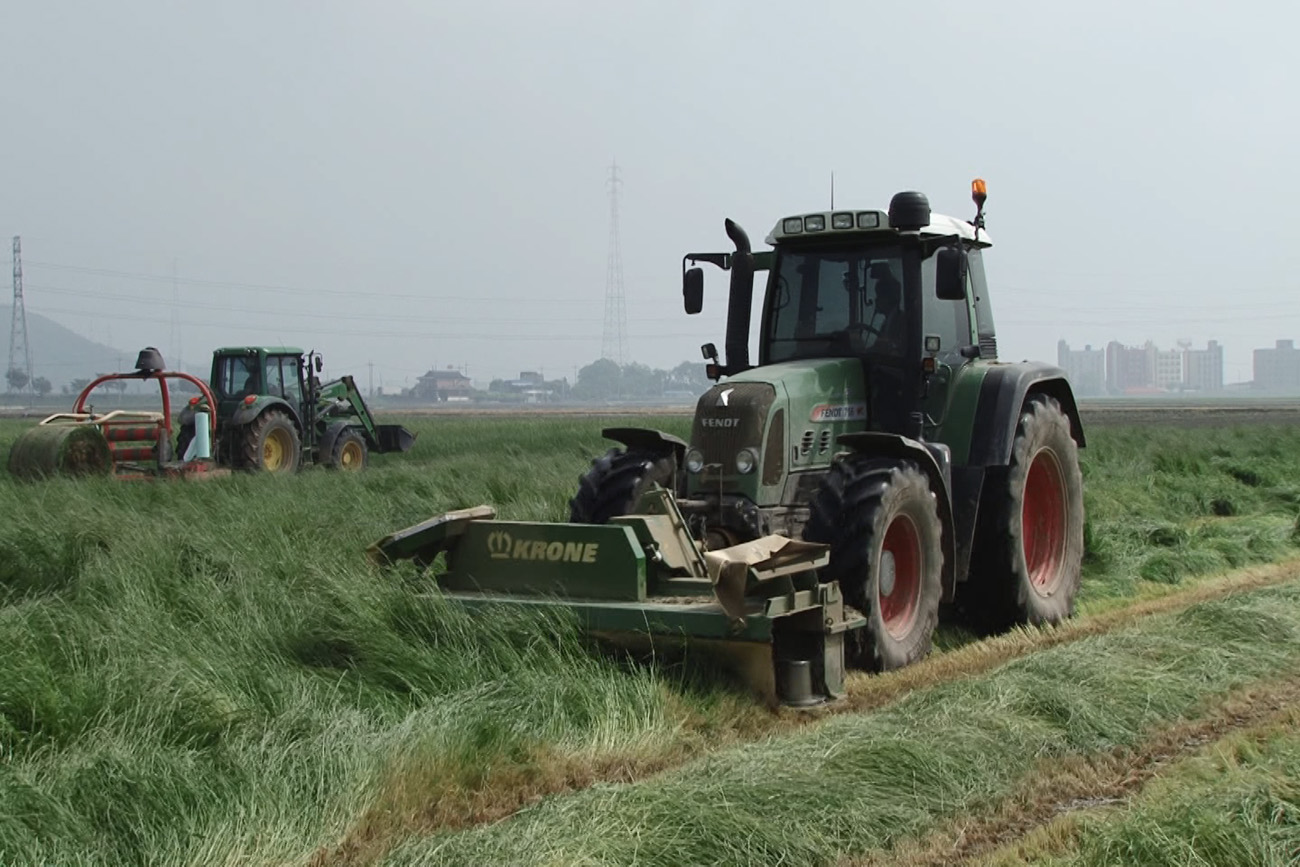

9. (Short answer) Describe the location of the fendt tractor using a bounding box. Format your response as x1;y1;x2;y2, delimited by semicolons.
177;346;416;473
372;180;1084;706
8;346;414;480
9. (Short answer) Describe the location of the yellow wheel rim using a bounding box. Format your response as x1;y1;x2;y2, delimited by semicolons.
263;428;291;472
339;440;364;471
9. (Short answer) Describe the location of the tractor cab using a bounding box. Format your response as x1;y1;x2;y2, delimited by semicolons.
211;348;309;423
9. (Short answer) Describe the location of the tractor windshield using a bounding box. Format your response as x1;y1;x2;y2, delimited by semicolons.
215;355;261;398
763;245;907;364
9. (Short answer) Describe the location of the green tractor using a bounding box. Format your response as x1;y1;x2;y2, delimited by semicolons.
568;180;1085;669
179;347;416;473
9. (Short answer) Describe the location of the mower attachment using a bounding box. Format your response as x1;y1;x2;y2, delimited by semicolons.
370;489;865;706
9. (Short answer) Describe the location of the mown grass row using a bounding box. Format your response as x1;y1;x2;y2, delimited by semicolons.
2;416;1300;864
988;711;1300;866
385;581;1300;865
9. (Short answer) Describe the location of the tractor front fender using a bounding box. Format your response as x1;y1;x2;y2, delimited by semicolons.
230;396;302;430
968;364;1084;468
836;432;958;602
602;427;688;462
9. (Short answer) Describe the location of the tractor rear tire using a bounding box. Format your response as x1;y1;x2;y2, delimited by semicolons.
328;428;369;472
240;410;301;474
804;457;943;671
569;448;676;524
969;394;1084;633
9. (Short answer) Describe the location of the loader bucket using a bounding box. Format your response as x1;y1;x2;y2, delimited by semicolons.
370;490;865;707
375;424;417;453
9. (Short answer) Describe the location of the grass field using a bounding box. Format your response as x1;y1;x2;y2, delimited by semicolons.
2;415;1300;865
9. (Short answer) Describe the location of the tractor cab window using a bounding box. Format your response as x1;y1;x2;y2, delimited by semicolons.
764;246;907;364
277;356;303;404
217;355;260;397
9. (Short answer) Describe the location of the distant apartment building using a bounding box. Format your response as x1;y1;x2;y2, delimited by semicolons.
1056;341;1105;396
1154;347;1183;390
1105;341;1156;393
1182;340;1223;392
1254;339;1300;392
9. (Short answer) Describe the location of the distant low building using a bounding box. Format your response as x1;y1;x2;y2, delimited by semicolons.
1254;340;1300;393
414;366;474;401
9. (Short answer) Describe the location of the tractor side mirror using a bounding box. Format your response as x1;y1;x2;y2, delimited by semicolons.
683;267;704;314
935;247;967;301
314;356;323;373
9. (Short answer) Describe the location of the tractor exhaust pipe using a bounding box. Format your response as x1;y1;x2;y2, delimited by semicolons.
723;218;754;374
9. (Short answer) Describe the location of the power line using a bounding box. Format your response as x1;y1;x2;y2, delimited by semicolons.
25;259;600;305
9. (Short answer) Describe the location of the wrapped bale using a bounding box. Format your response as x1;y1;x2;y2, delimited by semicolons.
7;424;113;480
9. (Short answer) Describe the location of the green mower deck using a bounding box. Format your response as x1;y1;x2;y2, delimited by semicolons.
370;490;865;706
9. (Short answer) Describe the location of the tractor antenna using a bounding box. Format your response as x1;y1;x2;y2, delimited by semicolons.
830;172;835;209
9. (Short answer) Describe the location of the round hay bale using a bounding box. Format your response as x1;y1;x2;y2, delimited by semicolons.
7;424;113;481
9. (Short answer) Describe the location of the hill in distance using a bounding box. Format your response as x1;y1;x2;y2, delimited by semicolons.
1;306;137;389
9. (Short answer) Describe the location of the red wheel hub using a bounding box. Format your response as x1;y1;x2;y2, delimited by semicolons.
1022;448;1067;593
879;516;922;639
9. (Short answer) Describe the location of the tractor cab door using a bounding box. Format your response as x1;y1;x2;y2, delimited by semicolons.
918;252;979;438
762;244;921;435
265;354;305;414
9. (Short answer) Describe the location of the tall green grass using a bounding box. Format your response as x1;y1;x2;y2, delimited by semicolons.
1;416;1299;864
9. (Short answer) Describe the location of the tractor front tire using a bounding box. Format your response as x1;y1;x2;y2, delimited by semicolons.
328;428;369;472
804;457;943;671
970;394;1084;633
569;448;676;524
241;410;301;474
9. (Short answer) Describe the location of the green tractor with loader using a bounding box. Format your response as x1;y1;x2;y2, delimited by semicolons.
372;180;1084;706
8;346;414;480
178;346;416;473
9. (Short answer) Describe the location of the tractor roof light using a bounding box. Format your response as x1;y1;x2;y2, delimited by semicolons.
971;178;988;207
782;217;803;234
831;212;854;229
803;215;825;232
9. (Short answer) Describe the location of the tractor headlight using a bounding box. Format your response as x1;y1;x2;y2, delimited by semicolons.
735;448;757;474
685;447;705;474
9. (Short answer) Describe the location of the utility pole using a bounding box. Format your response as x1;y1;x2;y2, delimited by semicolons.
601;161;628;367
368;361;374;398
8;236;33;393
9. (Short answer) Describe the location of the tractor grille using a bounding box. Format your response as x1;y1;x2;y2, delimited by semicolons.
691;382;776;468
818;429;832;455
979;334;998;361
799;429;815;457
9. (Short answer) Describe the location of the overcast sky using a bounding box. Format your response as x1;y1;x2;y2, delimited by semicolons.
2;1;1296;388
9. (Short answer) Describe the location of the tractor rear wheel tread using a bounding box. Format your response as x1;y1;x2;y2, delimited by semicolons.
804;457;943;671
569;448;676;524
969;393;1084;633
240;409;301;473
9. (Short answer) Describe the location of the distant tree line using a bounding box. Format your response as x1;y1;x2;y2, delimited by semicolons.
571;359;711;400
